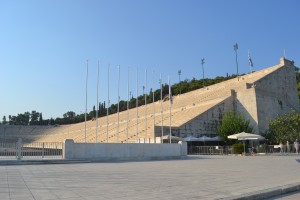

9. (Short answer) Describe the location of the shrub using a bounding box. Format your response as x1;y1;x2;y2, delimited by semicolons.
232;143;244;154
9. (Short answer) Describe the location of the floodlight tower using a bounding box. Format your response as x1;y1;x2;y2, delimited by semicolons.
178;70;181;95
233;43;239;80
201;58;205;88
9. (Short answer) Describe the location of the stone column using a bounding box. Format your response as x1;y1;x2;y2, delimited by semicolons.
63;139;74;159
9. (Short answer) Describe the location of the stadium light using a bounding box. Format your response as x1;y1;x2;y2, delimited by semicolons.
96;61;99;143
178;70;181;95
233;43;239;80
201;58;205;88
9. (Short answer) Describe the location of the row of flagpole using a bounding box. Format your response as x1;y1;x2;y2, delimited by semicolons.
84;45;257;143
84;63;173;144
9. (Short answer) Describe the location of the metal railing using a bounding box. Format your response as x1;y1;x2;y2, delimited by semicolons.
22;142;63;159
0;142;17;159
257;144;297;154
188;146;233;155
188;145;298;155
0;139;63;160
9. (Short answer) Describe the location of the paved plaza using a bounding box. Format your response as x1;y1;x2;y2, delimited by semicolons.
0;155;300;200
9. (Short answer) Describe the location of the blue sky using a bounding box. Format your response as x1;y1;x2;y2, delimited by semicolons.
0;0;299;119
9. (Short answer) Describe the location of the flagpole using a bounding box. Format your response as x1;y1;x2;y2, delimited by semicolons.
136;67;139;142
248;50;253;73
96;61;99;143
152;70;155;143
85;60;88;143
201;58;205;88
106;64;110;143
117;65;120;143
145;69;147;143
126;66;130;143
168;75;172;144
160;73;164;143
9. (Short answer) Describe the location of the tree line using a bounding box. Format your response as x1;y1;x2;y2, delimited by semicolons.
1;68;299;126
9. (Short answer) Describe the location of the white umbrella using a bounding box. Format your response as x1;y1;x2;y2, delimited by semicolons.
210;136;222;141
228;132;265;140
161;135;183;142
183;136;199;141
198;136;213;142
227;132;265;155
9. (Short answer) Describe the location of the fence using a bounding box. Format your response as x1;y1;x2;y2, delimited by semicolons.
188;145;298;155
188;146;233;155
0;139;63;160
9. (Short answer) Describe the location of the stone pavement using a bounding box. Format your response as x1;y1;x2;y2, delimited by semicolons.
0;155;300;200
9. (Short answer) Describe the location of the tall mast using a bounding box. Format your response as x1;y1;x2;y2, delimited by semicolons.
84;60;88;143
96;61;99;142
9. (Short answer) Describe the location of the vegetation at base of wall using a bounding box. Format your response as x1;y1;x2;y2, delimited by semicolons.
217;112;253;143
232;143;245;154
264;109;300;144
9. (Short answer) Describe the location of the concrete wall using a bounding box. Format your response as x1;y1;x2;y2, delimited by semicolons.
217;58;299;135
235;84;260;133
63;139;187;161
176;97;234;137
254;58;299;134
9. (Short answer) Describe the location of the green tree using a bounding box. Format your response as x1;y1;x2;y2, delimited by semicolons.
2;116;7;125
30;110;40;125
217;112;253;142
266;109;300;144
63;111;76;124
295;67;300;102
39;113;43;123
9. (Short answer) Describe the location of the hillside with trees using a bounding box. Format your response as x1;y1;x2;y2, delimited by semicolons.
1;67;299;126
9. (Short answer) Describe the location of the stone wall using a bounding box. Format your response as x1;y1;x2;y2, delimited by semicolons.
235;83;260;133
253;58;299;134
63;139;187;161
175;97;234;137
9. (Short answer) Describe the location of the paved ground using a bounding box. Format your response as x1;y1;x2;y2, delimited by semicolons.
0;155;300;200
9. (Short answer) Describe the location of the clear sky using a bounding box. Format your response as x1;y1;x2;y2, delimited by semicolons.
0;0;299;119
